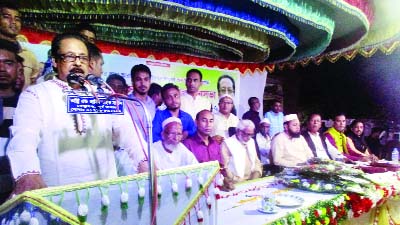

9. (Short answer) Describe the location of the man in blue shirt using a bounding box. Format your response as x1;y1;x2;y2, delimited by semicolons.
152;83;196;142
264;99;284;137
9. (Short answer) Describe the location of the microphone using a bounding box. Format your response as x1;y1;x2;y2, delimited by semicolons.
86;74;105;93
86;74;104;86
67;73;86;90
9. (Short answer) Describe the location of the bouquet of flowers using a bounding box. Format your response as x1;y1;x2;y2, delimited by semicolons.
276;158;377;194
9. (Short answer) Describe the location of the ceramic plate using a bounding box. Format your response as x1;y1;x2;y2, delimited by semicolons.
257;207;278;214
275;194;304;207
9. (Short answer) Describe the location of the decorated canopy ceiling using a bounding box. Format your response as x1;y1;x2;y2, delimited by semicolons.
16;0;400;69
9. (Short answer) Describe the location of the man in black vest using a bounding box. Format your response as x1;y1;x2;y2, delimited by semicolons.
302;113;344;160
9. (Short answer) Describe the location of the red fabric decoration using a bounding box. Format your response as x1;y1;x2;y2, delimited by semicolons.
347;193;373;217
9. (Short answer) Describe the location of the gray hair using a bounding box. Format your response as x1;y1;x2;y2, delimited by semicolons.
236;119;255;131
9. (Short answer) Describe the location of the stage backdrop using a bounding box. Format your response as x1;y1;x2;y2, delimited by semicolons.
22;42;267;118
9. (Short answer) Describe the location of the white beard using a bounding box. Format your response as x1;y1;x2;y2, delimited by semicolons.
164;143;179;152
236;135;250;145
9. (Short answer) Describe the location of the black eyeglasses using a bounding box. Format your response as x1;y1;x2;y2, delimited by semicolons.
58;54;89;64
240;130;254;137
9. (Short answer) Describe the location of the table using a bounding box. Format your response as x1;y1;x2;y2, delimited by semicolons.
217;172;400;225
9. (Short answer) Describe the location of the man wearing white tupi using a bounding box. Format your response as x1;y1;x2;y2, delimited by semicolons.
7;33;148;195
152;117;198;170
270;114;313;167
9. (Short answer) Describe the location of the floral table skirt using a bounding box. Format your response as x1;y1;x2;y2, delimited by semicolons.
343;199;400;225
218;172;400;225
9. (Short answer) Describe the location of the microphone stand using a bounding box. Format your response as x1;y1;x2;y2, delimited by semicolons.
120;95;156;225
65;89;156;224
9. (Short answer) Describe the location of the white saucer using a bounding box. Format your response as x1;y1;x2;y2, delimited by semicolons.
257;207;278;214
275;194;304;207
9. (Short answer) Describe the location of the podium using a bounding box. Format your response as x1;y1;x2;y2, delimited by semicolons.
0;162;220;225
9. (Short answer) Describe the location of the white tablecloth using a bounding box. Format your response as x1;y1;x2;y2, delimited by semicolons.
217;177;337;225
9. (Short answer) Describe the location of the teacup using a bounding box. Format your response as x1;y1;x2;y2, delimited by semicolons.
284;168;296;176
261;194;276;212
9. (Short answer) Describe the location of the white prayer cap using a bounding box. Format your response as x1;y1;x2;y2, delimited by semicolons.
219;94;234;102
162;117;182;129
260;118;271;125
283;114;298;123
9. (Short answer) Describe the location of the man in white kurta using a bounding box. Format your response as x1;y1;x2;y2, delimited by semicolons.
7;33;147;194
152;117;198;170
221;120;262;190
302;114;344;160
211;94;239;143
271;114;313;167
256;118;272;165
180;69;212;120
152;141;198;170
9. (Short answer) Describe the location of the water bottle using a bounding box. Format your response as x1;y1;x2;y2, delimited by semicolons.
392;148;399;163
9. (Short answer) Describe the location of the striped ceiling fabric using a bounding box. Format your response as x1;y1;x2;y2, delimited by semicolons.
13;0;400;71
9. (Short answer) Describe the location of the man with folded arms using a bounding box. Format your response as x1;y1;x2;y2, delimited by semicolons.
271;114;313;167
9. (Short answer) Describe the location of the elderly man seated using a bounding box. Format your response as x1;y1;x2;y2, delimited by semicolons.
221;120;262;190
152;117;198;170
255;118;276;175
271;114;314;167
302;113;344;160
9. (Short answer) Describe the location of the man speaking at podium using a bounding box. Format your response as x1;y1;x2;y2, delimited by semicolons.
7;33;147;195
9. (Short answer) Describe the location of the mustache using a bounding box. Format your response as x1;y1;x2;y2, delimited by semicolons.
70;68;85;74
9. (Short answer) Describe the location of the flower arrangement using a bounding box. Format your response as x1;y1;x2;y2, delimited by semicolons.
276;159;377;194
273;160;400;224
270;194;350;225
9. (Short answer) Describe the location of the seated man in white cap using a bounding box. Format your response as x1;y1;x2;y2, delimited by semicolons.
270;114;314;167
255;118;273;175
152;117;198;170
211;94;239;144
221;120;262;190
